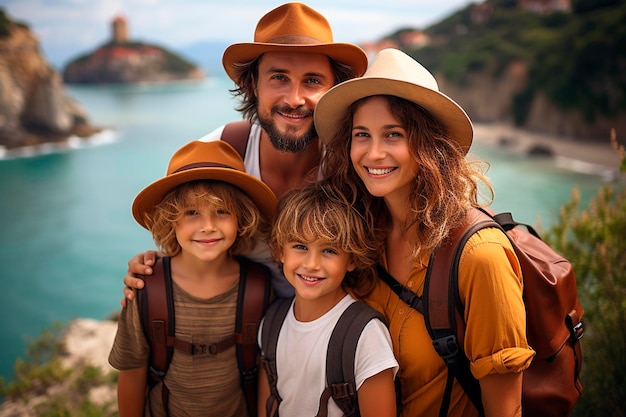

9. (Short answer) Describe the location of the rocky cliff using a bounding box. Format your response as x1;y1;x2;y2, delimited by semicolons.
437;61;626;141
0;11;100;150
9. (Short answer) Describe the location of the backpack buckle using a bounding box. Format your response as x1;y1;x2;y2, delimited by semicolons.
432;335;459;359
573;321;584;340
189;343;217;355
241;367;258;381
148;366;166;380
330;383;356;400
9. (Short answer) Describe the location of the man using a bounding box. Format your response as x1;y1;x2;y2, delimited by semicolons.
123;2;368;299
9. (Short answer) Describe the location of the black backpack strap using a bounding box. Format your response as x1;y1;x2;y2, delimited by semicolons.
260;297;293;417
137;256;175;414
236;258;272;417
316;301;387;417
489;209;540;238
221;120;252;159
376;264;424;314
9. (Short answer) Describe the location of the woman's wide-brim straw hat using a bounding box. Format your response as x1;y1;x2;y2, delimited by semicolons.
315;48;474;153
222;2;368;82
132;140;277;229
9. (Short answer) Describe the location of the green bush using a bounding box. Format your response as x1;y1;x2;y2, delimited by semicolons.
0;322;70;399
0;322;119;417
545;132;626;416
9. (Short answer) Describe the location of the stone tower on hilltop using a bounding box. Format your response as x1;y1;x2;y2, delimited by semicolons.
63;13;204;84
111;15;128;44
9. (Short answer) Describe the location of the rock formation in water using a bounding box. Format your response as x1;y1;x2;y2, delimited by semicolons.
62;15;204;84
0;9;100;150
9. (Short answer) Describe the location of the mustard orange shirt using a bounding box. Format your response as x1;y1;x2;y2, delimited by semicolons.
365;227;536;417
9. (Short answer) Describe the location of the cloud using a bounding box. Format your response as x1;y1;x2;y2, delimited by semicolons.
0;0;473;68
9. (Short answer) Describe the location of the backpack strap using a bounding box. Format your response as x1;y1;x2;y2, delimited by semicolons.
377;264;424;314
424;209;496;417
221;120;252;159
260;297;293;417
137;256;175;414
138;256;270;417
316;301;387;417
377;209;497;417
236;258;272;417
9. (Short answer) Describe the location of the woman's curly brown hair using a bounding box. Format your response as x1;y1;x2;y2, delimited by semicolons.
321;95;494;261
144;180;269;257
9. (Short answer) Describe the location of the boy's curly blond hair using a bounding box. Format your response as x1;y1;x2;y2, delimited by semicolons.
270;180;381;298
145;180;269;257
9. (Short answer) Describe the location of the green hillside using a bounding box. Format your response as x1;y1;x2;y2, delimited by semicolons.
391;0;626;125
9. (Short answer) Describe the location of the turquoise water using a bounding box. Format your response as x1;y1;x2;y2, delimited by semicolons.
0;75;616;383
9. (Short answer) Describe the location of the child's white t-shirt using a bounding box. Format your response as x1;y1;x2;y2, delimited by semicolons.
260;294;399;417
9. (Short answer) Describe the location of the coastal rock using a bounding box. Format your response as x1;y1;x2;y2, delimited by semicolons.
60;318;118;373
0;10;100;150
62;15;204;85
0;318;119;417
63;43;205;84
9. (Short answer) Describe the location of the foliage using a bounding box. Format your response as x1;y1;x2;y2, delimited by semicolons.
0;8;10;37
0;322;119;417
0;322;70;399
529;5;626;122
102;41;198;73
34;395;118;417
545;131;626;416
0;7;29;38
73;365;118;395
403;0;626;125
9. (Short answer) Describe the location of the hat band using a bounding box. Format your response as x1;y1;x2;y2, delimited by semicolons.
264;35;327;45
171;162;238;174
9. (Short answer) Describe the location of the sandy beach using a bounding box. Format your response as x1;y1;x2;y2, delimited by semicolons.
472;123;623;180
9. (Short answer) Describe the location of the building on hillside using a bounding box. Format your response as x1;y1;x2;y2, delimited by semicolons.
471;2;494;24
360;30;430;59
112;15;128;44
518;0;571;14
399;30;430;49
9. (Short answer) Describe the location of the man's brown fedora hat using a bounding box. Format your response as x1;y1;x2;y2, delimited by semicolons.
222;2;368;82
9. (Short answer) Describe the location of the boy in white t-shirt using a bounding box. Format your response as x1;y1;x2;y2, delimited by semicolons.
258;180;398;417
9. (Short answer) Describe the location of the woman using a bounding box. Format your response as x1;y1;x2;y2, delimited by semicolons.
315;48;535;417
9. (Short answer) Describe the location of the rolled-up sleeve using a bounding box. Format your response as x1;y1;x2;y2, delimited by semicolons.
457;227;536;380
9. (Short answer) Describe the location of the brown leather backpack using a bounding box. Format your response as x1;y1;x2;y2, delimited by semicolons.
378;207;584;417
137;256;271;417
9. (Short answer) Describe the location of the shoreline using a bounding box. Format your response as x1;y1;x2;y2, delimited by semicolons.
1;123;623;180
472;123;623;180
0;129;118;160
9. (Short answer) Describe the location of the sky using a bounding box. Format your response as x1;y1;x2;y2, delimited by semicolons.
0;0;475;69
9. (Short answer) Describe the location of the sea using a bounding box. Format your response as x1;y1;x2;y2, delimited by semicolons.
0;74;618;383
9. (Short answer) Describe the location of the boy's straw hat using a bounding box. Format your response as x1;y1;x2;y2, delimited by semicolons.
314;48;474;153
222;2;368;82
132;140;277;229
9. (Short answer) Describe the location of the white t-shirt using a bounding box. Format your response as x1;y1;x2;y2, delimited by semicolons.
259;294;399;417
198;123;294;298
198;122;263;179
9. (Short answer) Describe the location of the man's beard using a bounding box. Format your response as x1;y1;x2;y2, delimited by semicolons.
258;107;317;153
